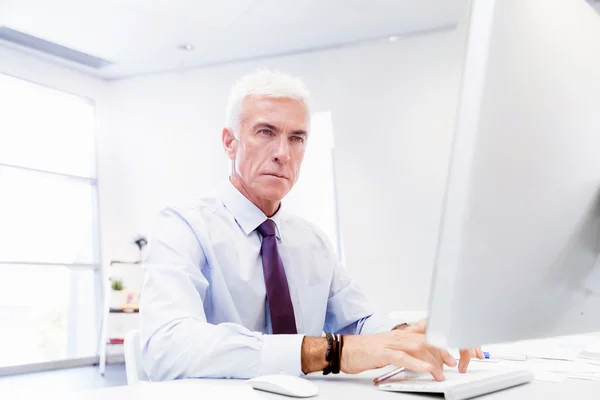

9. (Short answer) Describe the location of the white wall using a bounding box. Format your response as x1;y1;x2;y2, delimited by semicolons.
99;25;468;311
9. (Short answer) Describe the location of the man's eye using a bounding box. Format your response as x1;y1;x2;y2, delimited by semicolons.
259;129;273;136
291;136;304;143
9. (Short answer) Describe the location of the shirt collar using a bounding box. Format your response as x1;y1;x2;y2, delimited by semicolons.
218;179;282;239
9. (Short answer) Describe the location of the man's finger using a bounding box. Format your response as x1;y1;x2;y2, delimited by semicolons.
475;347;485;360
416;347;446;381
440;349;457;367
458;349;471;373
392;338;447;372
388;351;441;380
400;343;445;381
425;348;444;370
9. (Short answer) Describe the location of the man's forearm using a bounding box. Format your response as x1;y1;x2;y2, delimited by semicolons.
301;336;328;374
143;319;305;380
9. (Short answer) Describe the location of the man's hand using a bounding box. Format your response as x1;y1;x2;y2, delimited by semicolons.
403;318;485;373
301;318;484;381
340;330;457;381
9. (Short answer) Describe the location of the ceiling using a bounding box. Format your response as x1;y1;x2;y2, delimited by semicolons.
0;0;468;80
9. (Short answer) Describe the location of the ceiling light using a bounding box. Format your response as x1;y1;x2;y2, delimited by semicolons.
388;36;399;42
177;43;195;51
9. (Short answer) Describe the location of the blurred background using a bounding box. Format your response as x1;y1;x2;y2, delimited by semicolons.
2;0;599;391
0;0;472;377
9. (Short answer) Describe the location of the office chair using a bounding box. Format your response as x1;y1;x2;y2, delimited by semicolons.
124;329;149;384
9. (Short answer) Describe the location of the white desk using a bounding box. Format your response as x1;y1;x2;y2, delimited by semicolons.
48;369;598;400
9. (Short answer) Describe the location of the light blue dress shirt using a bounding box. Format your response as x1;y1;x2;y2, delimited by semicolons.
140;179;397;380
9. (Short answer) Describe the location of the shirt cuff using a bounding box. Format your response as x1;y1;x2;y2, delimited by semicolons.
259;334;305;376
360;313;401;334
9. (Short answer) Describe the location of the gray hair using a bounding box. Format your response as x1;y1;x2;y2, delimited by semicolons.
225;69;313;138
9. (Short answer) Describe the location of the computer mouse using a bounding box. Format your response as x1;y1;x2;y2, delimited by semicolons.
248;374;319;398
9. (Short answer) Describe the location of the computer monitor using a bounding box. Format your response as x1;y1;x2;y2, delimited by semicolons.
426;0;600;349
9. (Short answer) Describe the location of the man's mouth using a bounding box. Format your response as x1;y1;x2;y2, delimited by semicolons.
264;173;287;180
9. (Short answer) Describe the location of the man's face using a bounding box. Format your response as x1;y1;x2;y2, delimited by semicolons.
226;96;308;202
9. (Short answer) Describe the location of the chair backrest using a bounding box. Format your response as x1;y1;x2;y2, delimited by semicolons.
124;329;149;384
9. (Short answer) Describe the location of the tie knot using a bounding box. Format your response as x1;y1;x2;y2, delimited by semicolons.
257;219;277;237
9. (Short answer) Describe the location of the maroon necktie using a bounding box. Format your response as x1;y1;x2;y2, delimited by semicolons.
257;219;297;334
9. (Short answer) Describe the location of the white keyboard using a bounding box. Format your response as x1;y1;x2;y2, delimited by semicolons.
376;369;533;400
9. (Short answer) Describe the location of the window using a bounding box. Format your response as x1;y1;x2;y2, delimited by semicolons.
285;111;343;258
0;74;100;370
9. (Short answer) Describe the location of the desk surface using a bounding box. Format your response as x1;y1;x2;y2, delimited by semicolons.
49;368;598;400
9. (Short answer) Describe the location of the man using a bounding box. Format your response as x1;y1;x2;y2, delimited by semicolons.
140;70;482;381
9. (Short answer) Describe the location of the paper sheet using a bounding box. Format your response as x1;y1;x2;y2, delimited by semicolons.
484;333;600;359
473;334;600;381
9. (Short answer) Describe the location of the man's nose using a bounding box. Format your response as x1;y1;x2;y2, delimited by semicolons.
273;136;291;164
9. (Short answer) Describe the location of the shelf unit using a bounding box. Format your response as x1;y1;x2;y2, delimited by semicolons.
99;261;142;375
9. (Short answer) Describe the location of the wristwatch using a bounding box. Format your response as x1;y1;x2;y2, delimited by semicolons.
392;322;410;331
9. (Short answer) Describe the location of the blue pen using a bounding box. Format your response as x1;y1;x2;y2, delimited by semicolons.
483;352;527;361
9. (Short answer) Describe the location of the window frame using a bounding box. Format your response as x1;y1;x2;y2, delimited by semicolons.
0;73;103;375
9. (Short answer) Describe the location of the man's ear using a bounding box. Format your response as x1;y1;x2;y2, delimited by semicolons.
222;128;238;161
